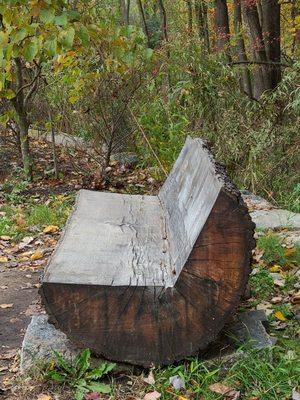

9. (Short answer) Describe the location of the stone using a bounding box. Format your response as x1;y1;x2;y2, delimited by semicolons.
250;209;300;230
20;315;77;374
20;315;134;375
241;191;274;211
228;310;276;349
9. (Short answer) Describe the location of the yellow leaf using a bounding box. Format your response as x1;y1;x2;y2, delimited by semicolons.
37;395;52;400
285;248;296;257
0;303;13;309
0;256;8;263
269;265;281;273
0;235;11;241
43;225;59;234
274;311;286;321
30;250;44;261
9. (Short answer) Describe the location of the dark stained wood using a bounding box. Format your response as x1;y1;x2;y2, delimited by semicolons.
41;138;255;367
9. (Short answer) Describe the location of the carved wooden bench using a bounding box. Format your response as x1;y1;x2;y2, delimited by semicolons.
41;137;255;366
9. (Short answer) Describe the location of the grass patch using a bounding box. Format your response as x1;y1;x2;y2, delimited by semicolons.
250;269;275;300
150;346;299;400
257;233;286;265
0;194;74;239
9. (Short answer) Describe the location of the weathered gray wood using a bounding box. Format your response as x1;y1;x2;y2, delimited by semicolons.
159;137;222;277
44;192;173;287
44;137;222;288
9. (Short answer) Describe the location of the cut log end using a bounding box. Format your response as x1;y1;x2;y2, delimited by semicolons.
41;137;255;367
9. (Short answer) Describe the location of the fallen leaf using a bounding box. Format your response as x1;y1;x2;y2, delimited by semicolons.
169;375;185;390
0;303;13;309
30;250;44;261
274;311;286;321
209;382;233;395
0;285;8;290
85;393;100;400
292;388;300;400
0;256;8;263
292;291;300;304
270;296;282;304
0;236;11;241
269;264;281;273
285;248;296;257
144;391;161;400
0;349;17;360
143;370;155;385
257;302;273;316
37;395;52;400
274;278;285;287
43;225;59;234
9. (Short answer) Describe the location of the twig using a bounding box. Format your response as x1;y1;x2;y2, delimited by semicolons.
128;107;168;177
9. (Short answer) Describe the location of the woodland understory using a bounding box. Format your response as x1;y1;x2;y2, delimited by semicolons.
0;0;299;399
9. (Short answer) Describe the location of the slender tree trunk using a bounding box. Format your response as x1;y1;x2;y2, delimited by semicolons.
214;0;231;57
11;58;33;181
48;110;58;179
233;0;252;97
242;0;271;98
186;0;193;35
119;0;127;25
157;0;169;43
126;0;130;25
195;0;210;51
157;0;171;92
261;0;281;88
137;0;151;47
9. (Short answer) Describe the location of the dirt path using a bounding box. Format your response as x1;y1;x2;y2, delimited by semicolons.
0;265;43;386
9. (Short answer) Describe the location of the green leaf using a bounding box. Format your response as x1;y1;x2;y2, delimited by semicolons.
75;349;90;376
87;362;116;380
78;26;90;46
44;38;57;56
59;27;75;49
2;89;15;99
47;370;66;383
74;386;88;400
86;381;111;394
145;48;153;60
12;28;28;44
0;31;9;45
23;38;39;62
53;350;74;374
0;113;10;124
40;8;55;24
55;12;68;27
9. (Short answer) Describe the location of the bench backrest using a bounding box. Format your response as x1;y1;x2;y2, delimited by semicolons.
159;137;223;277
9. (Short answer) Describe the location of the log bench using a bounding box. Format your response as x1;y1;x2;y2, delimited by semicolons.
41;137;255;366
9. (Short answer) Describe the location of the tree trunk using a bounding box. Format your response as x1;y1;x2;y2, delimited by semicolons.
186;0;193;35
291;0;300;54
195;0;210;51
214;0;231;57
119;0;127;25
261;0;281;88
19;115;33;181
233;0;252;97
242;0;271;98
48;110;58;179
137;0;151;47
11;58;33;181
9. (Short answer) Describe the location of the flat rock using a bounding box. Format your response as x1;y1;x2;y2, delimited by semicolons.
20;315;134;375
227;310;276;349
250;209;300;230
20;315;78;374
